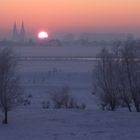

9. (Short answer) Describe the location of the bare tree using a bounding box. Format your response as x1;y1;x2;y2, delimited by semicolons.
112;44;132;112
116;58;132;112
120;41;140;112
95;48;119;111
0;48;21;124
95;40;140;112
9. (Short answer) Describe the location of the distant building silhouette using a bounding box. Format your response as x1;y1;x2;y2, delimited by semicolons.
20;21;26;42
12;22;18;42
12;21;26;42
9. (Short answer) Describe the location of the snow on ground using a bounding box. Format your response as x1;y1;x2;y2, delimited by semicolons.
19;71;95;109
11;45;110;57
18;60;96;72
0;69;140;140
0;109;140;140
0;46;140;140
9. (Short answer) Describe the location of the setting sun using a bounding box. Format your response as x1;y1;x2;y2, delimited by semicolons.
38;31;48;40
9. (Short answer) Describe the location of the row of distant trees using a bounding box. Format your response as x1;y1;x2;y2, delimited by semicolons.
94;40;140;112
1;38;135;47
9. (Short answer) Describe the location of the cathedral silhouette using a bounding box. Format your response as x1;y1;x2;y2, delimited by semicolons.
12;22;26;42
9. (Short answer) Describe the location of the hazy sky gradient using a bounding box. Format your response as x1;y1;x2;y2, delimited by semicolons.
1;0;140;35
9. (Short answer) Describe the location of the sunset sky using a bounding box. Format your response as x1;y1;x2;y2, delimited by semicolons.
1;0;140;37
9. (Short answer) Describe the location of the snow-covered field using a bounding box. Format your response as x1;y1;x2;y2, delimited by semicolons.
0;46;140;140
0;109;140;140
12;45;110;57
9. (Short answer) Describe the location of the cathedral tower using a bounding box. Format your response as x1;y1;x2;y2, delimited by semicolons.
20;21;26;42
12;22;18;42
12;21;26;42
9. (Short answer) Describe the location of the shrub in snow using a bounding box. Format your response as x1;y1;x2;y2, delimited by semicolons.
51;86;85;109
19;95;32;106
41;101;50;109
80;103;86;110
28;94;33;98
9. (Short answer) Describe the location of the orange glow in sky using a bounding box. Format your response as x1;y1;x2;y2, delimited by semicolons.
1;0;140;34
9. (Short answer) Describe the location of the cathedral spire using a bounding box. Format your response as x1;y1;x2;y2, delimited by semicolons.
20;21;26;42
12;22;18;41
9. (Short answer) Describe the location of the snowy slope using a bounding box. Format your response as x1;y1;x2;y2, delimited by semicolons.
0;109;140;140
